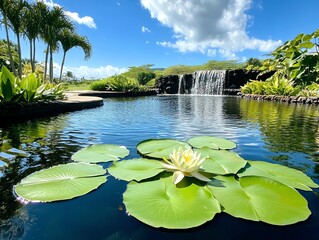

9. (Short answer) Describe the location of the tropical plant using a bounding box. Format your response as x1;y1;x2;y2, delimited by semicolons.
260;30;319;87
108;75;147;92
297;82;319;97
91;76;148;92
0;39;19;71
22;1;43;73
5;0;27;79
137;71;156;85
240;80;266;95
0;66;64;103
90;79;109;91
0;65;22;102
263;71;300;96
13;136;318;229
244;58;263;70
0;0;16;75
58;29;92;81
40;5;74;82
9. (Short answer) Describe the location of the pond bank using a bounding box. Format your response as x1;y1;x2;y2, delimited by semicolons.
239;93;319;104
0;90;158;124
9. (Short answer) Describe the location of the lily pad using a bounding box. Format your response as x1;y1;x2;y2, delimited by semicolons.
197;147;247;175
188;136;236;150
238;161;318;191
14;163;107;202
208;175;311;225
71;144;129;163
123;174;221;229
108;158;164;181
136;139;190;159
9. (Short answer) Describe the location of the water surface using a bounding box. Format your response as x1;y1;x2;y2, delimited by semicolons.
0;96;319;239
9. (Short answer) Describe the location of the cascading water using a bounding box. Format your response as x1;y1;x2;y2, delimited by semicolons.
191;70;226;95
178;70;226;95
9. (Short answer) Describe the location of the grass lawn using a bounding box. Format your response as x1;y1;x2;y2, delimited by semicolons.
64;82;92;91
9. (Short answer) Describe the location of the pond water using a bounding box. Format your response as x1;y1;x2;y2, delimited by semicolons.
0;95;319;240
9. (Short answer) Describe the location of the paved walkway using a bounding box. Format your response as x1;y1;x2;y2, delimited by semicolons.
0;92;103;124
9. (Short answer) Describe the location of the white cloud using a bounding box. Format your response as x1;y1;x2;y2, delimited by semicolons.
65;11;97;29
52;63;127;80
142;26;151;33
38;0;97;29
141;0;282;59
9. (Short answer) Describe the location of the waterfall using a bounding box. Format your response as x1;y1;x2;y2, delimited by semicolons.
191;70;226;95
178;70;226;95
178;74;188;94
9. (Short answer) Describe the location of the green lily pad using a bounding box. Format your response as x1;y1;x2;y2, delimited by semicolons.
123;174;221;229
238;161;318;191
14;163;107;202
197;147;247;175
136;139;190;159
208;175;311;225
71;144;129;163
108;158;164;181
188;136;236;150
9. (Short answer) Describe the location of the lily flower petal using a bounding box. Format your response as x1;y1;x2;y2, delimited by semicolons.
160;162;178;170
191;171;211;182
173;171;185;185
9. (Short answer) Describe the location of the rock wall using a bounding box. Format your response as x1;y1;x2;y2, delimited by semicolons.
155;69;274;94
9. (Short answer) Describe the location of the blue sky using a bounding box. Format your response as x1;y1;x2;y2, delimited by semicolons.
2;0;319;79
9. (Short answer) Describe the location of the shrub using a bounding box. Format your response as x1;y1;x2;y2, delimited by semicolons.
137;71;156;85
90;76;148;92
0;66;65;103
90;79;110;91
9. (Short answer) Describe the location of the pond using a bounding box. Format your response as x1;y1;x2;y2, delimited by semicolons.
0;95;319;240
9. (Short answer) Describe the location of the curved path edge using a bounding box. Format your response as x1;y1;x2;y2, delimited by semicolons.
0;92;103;124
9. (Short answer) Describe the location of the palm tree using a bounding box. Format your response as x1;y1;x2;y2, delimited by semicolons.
22;1;44;73
5;0;27;78
0;0;16;75
40;6;74;82
58;29;92;81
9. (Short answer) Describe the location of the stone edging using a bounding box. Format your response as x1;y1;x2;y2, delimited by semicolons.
239;93;319;104
0;93;103;124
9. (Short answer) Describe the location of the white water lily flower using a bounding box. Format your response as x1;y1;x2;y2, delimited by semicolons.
161;147;210;184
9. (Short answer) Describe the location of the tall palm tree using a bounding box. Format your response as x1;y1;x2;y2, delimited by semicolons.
58;29;92;81
5;0;27;78
22;1;44;73
0;0;16;75
41;6;74;82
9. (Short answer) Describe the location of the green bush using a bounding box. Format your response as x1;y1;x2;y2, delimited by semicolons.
90;79;110;91
109;76;147;92
90;76;147;92
137;71;156;85
0;66;64;103
145;78;156;87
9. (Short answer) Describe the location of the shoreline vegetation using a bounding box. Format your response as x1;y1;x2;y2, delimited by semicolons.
0;0;318;115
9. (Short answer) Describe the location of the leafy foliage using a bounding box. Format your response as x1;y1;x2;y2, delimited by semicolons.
90;75;147;92
240;71;303;96
0;66;64;103
241;29;319;95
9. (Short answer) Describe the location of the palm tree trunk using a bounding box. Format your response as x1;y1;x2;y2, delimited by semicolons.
4;15;16;75
59;51;66;81
16;34;22;78
49;48;53;82
44;44;49;82
32;38;36;72
29;39;34;72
